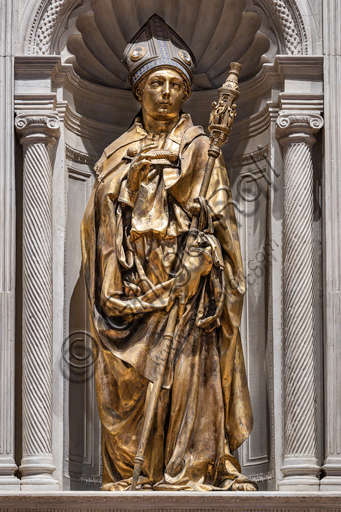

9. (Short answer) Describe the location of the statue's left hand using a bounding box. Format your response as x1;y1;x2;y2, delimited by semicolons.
166;246;213;318
166;266;201;318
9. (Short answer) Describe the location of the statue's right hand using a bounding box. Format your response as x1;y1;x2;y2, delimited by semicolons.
127;143;156;194
127;159;151;193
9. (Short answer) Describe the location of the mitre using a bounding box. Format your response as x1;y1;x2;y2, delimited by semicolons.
122;14;196;91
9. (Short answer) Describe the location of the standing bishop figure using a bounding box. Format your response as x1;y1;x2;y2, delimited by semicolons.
81;14;257;492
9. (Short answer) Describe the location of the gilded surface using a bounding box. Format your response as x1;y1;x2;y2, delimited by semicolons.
81;67;256;491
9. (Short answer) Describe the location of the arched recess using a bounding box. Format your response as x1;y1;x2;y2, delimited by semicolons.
15;0;323;492
261;0;308;54
24;0;310;57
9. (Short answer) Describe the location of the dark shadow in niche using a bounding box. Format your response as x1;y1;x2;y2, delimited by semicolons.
14;133;23;474
66;269;101;491
312;128;324;468
313;128;323;223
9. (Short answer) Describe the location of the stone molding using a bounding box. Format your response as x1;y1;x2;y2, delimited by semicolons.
276;110;323;491
28;0;73;55
64;105;122;145
269;0;307;54
15;94;57;112
15;55;61;78
275;55;324;81
226;145;269;169
65;144;98;166
1;492;341;511
15;111;61;491
227;105;272;143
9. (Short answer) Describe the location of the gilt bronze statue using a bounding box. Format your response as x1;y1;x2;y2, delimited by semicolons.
81;14;257;491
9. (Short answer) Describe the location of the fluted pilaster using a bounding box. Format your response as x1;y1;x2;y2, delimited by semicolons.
276;112;323;491
15;113;60;490
321;0;341;491
0;0;20;490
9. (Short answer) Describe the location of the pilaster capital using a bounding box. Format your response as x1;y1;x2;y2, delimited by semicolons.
15;112;60;147
276;111;324;147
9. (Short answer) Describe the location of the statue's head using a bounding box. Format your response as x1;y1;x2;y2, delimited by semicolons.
134;68;189;123
122;14;195;112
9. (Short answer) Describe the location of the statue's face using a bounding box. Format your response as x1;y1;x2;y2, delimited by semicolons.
141;68;187;121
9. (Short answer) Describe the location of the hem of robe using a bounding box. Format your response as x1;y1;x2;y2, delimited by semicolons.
101;475;258;492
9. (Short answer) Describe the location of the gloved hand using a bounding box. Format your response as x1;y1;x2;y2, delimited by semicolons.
126;143;156;194
166;236;213;318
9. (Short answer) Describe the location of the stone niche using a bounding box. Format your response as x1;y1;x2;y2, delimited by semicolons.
58;0;276;492
1;0;341;510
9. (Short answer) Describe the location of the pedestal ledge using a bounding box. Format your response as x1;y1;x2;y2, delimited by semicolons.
0;492;341;511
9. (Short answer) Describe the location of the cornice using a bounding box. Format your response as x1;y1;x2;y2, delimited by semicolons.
63;58;279;114
62;67;132;109
239;64;282;102
226;145;269;169
228;105;272;143
15;55;61;78
65;144;98;166
274;55;324;82
64;105;123;144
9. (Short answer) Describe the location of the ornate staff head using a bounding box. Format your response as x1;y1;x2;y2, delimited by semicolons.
208;62;242;151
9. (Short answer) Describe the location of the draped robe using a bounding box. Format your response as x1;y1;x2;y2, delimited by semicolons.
81;113;254;491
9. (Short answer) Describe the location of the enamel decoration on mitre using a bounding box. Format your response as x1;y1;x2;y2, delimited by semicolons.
122;14;196;93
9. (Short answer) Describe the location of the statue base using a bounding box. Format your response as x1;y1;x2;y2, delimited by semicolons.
0;491;341;511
